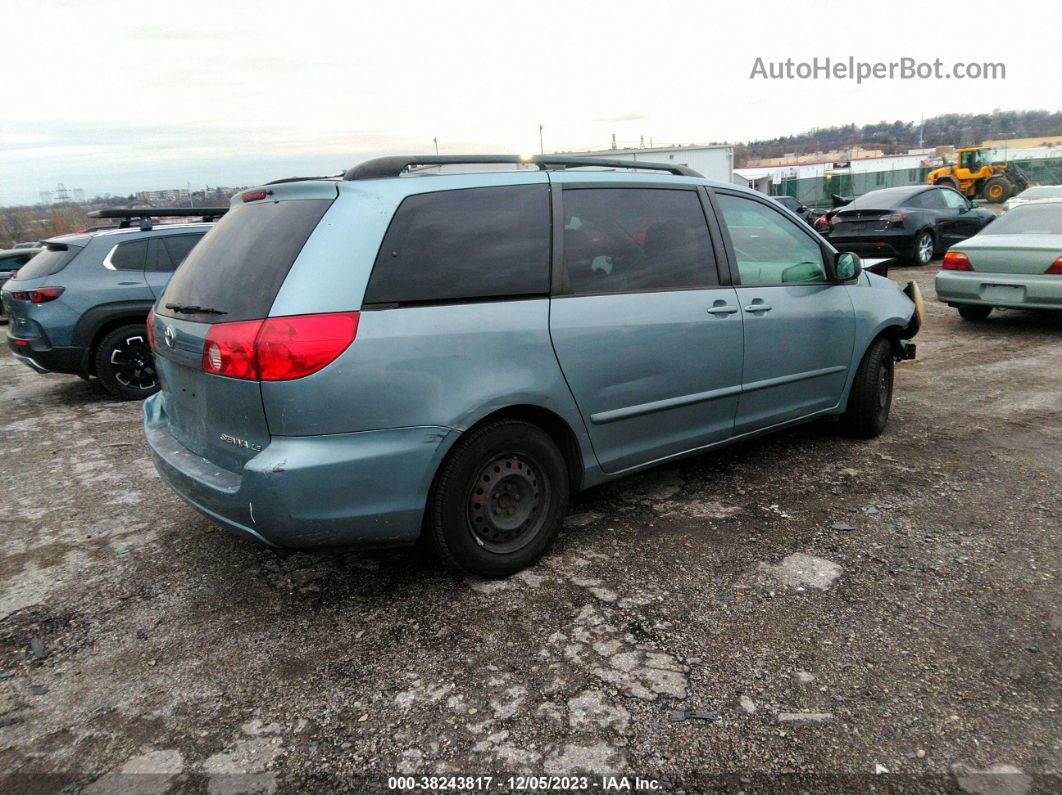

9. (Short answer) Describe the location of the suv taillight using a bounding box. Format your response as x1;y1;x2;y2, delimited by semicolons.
941;251;973;271
1046;257;1062;275
202;312;360;381
12;287;64;303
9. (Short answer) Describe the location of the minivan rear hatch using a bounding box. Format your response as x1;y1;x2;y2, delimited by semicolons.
152;182;337;471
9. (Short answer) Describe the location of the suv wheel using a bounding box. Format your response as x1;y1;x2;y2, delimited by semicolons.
427;420;569;578
957;304;992;321
841;337;894;438
94;324;159;400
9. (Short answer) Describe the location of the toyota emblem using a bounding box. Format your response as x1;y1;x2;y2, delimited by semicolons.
164;326;176;348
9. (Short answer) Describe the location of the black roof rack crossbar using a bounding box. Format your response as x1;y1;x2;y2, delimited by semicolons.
87;207;228;228
342;155;703;181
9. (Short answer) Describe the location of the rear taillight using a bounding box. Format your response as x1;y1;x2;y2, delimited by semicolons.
202;319;264;379
256;313;360;381
1046;257;1062;275
12;287;64;303
146;307;156;351
201;312;359;381
942;251;973;271
883;213;907;225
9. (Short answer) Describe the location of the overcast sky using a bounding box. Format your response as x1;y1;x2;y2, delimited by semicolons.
1;0;1057;205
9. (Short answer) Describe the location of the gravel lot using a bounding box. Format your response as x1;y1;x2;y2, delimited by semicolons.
1;262;1059;793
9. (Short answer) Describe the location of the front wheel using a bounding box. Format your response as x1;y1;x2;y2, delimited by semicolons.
94;324;159;400
841;337;894;439
957;304;992;321
427;420;569;578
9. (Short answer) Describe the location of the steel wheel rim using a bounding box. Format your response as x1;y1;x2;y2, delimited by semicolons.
877;364;890;409
467;452;549;554
109;335;157;390
918;234;933;263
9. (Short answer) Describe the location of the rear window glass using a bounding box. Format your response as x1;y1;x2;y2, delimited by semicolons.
15;245;82;280
982;203;1062;235
158;199;332;322
364;185;550;304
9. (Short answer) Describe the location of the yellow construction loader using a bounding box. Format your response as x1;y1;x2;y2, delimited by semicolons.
927;147;1028;203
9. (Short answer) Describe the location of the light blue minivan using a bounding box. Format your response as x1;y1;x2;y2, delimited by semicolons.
144;155;921;577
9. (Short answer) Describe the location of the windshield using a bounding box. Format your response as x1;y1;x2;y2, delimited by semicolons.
15;244;82;280
1017;186;1062;200
157;198;333;323
981;203;1062;235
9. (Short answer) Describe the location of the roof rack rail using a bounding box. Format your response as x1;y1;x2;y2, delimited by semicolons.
342;155;703;181
87;207;228;229
264;173;343;185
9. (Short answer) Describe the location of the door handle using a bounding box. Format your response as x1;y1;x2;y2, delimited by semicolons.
743;303;772;312
707;304;738;315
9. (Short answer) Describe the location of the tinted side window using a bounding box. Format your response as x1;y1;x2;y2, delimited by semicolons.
108;239;148;271
559;188;717;295
717;194;827;285
152;234;204;272
941;189;968;210
364;185;550;304
912;190;947;210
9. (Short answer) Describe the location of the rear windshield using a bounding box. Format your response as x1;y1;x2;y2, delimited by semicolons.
843;189;914;210
982;203;1062;235
15;244;82;280
157;199;332;322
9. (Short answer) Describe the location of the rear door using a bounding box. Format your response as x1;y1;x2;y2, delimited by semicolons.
711;190;855;434
152;186;335;471
548;180;743;473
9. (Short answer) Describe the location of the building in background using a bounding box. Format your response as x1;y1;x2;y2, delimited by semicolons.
564;144;735;184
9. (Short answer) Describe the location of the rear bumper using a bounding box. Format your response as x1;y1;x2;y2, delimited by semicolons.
5;332;86;375
830;232;916;260
935;271;1062;311
143;393;456;549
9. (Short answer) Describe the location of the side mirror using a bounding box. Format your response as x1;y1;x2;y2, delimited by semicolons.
834;251;862;282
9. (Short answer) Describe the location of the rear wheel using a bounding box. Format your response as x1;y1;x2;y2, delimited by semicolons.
427;420;569;578
934;176;960;191
94;324;159;400
908;230;935;266
957;304;992;321
841;337;894;438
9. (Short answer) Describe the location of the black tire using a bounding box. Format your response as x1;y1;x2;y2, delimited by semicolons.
907;230;935;266
93;324;159;400
427;420;569;578
934;176;960;191
841;337;894;439
982;176;1013;204
957;304;992;321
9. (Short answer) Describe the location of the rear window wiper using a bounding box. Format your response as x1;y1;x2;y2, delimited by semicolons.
164;303;228;315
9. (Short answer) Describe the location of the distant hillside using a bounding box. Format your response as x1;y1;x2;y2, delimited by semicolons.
734;110;1062;165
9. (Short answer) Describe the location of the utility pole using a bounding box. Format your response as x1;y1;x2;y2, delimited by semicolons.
433;137;439;155
539;124;544;155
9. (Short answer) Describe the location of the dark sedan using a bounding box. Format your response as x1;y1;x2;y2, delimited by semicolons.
827;185;996;265
0;248;41;318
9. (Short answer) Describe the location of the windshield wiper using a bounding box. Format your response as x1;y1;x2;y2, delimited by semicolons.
165;303;228;315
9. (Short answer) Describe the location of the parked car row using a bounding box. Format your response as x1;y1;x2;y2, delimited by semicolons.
40;153;1062;578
